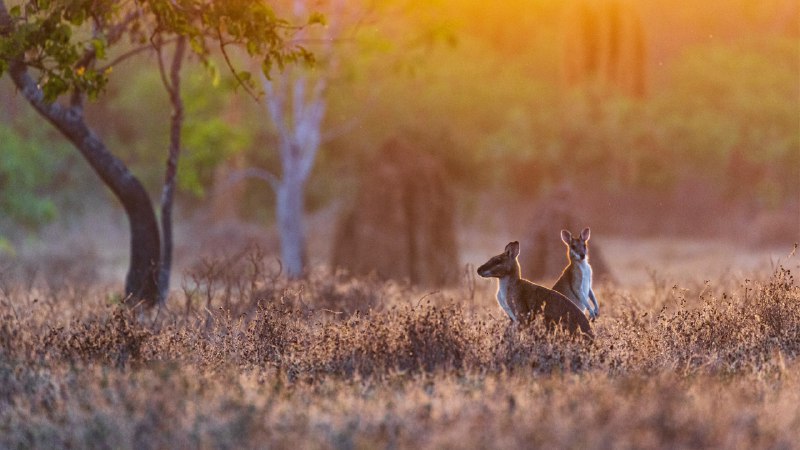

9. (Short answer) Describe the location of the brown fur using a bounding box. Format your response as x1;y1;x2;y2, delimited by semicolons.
552;227;599;319
478;241;594;339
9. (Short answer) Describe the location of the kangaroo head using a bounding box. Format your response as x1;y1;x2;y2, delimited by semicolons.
561;227;591;262
477;241;521;278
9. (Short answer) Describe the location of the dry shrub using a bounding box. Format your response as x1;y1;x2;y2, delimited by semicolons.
181;246;387;320
181;244;278;316
1;256;797;379
43;307;152;368
653;267;800;373
287;303;478;380
332;138;459;287
591;265;800;375
0;252;798;448
177;218;279;265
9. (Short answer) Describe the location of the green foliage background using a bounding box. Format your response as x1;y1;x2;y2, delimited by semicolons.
0;0;797;232
0;125;58;228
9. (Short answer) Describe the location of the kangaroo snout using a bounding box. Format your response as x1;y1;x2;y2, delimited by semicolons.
476;264;491;278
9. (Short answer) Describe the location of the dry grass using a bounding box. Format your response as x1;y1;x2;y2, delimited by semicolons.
0;247;799;449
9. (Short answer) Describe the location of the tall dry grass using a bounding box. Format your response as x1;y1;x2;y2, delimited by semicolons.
0;247;798;448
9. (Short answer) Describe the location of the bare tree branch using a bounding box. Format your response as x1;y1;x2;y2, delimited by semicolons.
153;34;174;95
75;10;141;71
97;43;166;73
158;35;188;303
222;167;280;192
261;72;292;155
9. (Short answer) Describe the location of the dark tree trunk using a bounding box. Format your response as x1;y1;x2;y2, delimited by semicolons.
158;36;187;303
6;60;161;306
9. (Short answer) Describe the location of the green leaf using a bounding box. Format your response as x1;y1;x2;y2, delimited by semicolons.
188;36;205;56
308;12;327;26
66;8;86;26
0;124;68;230
91;38;106;60
54;23;72;43
205;62;220;87
9;5;21;17
261;58;273;80
246;40;258;56
42;76;68;102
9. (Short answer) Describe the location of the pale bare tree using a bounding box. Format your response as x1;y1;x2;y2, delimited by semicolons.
258;0;349;278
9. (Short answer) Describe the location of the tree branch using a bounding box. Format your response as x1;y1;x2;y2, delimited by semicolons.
0;0;11;36
222;167;281;192
75;10;140;71
106;10;140;45
261;72;292;152
152;33;174;95
158;35;187;303
97;43;164;73
217;27;260;101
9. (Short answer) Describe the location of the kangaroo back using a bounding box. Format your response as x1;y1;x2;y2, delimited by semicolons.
519;281;594;338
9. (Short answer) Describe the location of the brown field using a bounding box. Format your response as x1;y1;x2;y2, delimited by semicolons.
0;0;796;447
1;233;799;449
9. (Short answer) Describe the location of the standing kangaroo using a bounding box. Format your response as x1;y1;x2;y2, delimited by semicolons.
477;241;593;338
552;227;599;320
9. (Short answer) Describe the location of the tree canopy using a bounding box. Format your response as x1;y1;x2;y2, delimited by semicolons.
0;0;318;101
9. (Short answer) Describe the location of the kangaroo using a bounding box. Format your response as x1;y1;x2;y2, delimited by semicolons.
552;228;599;320
477;241;593;338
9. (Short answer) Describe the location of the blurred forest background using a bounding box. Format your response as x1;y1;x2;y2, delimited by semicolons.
0;0;798;290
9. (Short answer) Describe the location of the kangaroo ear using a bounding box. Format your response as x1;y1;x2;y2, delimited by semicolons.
560;230;572;244
505;241;520;258
581;227;591;241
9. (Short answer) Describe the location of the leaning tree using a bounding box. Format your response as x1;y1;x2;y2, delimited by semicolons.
0;0;316;306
